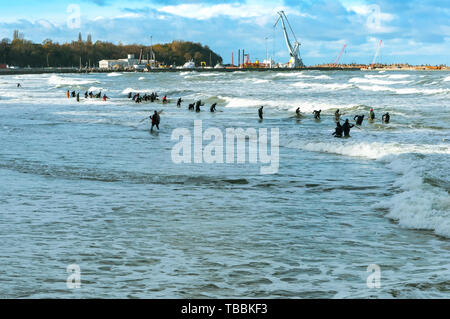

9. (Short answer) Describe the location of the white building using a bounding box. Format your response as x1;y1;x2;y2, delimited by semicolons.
99;54;139;69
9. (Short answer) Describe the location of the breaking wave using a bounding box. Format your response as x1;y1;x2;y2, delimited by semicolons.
284;139;450;238
48;75;99;87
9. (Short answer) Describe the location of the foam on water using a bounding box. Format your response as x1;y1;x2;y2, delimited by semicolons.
375;155;450;238
291;81;353;91
358;84;449;95
285;140;450;160
285;139;450;238
48;75;99;87
219;95;354;112
349;77;412;85
107;72;123;77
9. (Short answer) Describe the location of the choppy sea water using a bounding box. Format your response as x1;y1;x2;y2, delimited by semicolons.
0;70;449;298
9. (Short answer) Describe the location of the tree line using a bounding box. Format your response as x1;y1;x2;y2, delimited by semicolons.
0;31;223;68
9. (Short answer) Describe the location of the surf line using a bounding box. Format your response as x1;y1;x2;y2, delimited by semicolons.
171;120;279;175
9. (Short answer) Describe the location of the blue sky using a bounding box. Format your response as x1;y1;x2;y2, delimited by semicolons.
0;0;449;65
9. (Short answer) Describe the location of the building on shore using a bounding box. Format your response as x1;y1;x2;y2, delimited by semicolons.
99;54;139;69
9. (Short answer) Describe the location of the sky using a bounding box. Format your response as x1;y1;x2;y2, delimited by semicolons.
0;0;449;65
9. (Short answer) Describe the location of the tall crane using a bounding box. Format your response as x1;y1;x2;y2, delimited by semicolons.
274;11;304;68
333;44;347;67
370;40;383;68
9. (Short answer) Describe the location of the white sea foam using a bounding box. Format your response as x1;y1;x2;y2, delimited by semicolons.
358;85;449;95
349;77;411;85
138;77;145;80
291;81;352;91
219;96;354;112
443;75;450;82
375;156;450;238
48;75;98;87
285;140;450;237
107;72;122;77
286;141;450;160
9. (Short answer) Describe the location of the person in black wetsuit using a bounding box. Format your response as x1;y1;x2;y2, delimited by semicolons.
76;92;80;102
296;107;301;117
188;103;194;111
382;112;390;123
85;91;88;99
195;100;202;112
210;103;217;113
71;91;76;98
369;108;375;121
177;98;182;107
332;122;343;138
128;92;132;99
313;110;321;120
342;119;354;137
150;111;160;131
258;106;264;120
354;114;364;126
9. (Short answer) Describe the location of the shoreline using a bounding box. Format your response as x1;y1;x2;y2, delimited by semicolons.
1;66;448;76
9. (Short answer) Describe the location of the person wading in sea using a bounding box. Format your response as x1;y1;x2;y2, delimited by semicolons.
150;111;160;131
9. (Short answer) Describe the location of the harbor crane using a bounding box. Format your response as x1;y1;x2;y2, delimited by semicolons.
370;40;383;68
274;11;304;68
333;44;347;67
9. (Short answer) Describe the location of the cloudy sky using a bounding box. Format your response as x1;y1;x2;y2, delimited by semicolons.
0;0;449;65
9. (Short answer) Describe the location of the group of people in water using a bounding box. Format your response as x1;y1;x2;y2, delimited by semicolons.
331;108;391;138
64;89;392;137
66;90;109;102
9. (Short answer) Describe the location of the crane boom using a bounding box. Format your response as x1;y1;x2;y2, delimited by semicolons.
274;11;304;68
371;40;382;68
333;44;347;66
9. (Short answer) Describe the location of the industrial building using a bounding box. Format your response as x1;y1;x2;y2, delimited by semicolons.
98;54;139;69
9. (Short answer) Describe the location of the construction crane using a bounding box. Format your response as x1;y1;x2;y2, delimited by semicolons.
333;44;347;67
274;11;304;68
370;40;383;68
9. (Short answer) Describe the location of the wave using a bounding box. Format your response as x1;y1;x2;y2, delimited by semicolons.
0;157;250;187
349;77;411;85
107;72;123;77
48;75;99;87
285;140;450;160
373;155;450;238
291;81;352;91
364;74;411;80
273;72;331;80
443;76;450;82
218;95;354;112
285;140;450;238
357;85;449;95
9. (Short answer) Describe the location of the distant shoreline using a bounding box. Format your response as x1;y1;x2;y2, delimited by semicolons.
1;67;448;76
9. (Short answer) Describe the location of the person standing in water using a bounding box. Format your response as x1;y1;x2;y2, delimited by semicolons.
382;112;390;123
66;90;70;99
76;92;80;102
354;114;364;126
177;98;182;107
258;106;264;120
369;108;375;121
296;107;302;117
332;122;343;138
342;119;354;137
150;111;160;131
313;110;321;120
210;103;217;113
335;109;343;123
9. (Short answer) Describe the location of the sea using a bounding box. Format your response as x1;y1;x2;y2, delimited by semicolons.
0;70;449;298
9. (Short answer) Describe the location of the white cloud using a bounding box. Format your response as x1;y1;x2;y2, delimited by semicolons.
346;4;396;33
157;2;305;22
